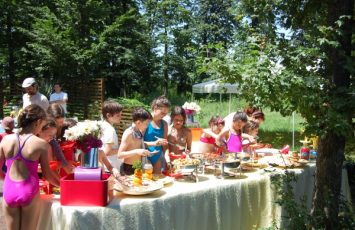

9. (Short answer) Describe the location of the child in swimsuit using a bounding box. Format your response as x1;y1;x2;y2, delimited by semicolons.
0;104;60;230
118;108;155;175
165;106;192;164
199;116;225;154
143;96;170;174
217;111;249;153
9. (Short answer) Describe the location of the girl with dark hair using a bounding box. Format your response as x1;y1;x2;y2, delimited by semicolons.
143;96;170;174
199;116;225;154
47;103;73;174
0;104;59;230
165;106;192;164
217;111;249;153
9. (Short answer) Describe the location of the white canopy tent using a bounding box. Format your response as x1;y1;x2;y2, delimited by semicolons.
192;79;239;113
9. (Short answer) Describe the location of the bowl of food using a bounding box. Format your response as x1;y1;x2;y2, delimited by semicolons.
222;159;241;169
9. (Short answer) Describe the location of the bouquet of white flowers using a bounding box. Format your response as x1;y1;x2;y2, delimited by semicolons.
182;102;201;114
64;120;103;153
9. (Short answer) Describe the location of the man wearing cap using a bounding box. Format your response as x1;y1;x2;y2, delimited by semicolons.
0;116;15;142
22;77;49;110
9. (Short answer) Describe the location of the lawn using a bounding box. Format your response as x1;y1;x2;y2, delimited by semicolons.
193;97;305;150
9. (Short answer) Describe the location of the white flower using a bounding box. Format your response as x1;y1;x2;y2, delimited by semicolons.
63;120;104;141
182;101;201;113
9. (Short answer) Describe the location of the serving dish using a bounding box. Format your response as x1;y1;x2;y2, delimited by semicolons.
115;176;164;195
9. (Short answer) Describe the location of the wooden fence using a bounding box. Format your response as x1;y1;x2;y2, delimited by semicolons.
64;78;104;120
0;78;104;120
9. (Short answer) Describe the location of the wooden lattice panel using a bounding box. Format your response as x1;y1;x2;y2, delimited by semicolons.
114;107;134;142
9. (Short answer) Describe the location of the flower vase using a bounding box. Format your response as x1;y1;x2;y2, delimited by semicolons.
186;114;194;124
184;109;195;124
81;148;99;168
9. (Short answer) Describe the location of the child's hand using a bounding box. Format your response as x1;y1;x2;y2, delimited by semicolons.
248;135;256;143
154;136;168;146
111;168;120;178
139;149;152;157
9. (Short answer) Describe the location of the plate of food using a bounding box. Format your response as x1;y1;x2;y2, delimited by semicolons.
242;162;268;168
153;174;175;185
115;176;164;195
173;158;200;171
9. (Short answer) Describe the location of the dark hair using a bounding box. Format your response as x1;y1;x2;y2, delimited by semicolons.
151;95;171;110
54;82;62;87
233;111;248;123
252;111;265;121
42;118;57;131
244;106;261;117
18;104;47;128
59;118;78;141
170;106;186;125
243;120;259;134
132;107;152;122
102;100;123;120
47;103;65;119
208;116;225;127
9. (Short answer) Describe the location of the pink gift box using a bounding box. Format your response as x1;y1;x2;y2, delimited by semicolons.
74;167;102;180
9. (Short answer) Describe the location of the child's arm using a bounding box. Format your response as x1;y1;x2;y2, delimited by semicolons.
49;140;73;174
0;144;5;179
216;129;229;147
162;120;169;154
40;143;60;187
99;151;119;178
202;128;219;139
101;142;118;156
144;138;167;147
242;133;255;143
186;128;192;152
118;131;152;159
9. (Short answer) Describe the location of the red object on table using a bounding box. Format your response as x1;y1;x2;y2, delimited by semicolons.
162;170;183;179
60;140;76;161
39;179;52;194
280;145;290;154
60;173;110;206
168;153;187;160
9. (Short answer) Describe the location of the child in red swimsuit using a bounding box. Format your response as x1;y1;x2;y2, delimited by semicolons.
199;116;225;154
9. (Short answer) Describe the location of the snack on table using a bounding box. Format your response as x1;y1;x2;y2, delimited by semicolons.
173;158;200;167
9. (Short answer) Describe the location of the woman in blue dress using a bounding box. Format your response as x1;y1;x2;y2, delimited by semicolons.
144;96;170;174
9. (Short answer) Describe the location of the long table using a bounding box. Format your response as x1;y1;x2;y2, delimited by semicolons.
37;161;352;230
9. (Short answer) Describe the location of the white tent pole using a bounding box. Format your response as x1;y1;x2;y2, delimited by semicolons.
292;111;295;151
229;94;231;113
219;93;222;103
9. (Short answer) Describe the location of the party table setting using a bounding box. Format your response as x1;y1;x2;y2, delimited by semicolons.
36;147;352;230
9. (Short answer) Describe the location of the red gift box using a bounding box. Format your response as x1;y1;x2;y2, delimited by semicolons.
60;173;110;206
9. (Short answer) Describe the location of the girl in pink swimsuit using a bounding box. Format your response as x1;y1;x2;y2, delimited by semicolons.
217;111;248;153
0;104;60;230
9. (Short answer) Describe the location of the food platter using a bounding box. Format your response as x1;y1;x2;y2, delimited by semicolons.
115;176;164;195
152;174;175;185
121;181;163;195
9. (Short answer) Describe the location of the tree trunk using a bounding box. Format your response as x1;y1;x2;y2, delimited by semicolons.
163;25;168;96
6;6;16;96
311;133;345;229
311;0;353;228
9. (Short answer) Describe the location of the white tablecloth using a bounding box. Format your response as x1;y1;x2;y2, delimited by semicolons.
37;160;351;230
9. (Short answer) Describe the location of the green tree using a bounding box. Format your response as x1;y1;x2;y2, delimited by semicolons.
204;0;354;228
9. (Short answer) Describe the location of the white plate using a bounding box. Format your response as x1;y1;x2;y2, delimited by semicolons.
160;176;174;185
120;182;163;196
255;148;280;155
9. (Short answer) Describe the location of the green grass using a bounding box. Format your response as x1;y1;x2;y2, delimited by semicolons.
191;97;305;150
